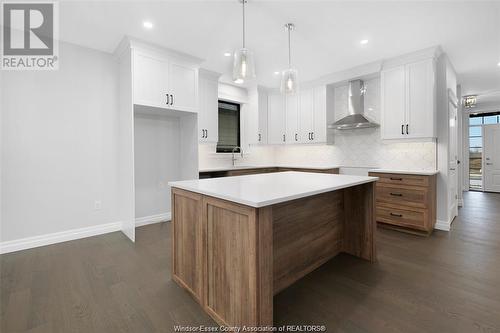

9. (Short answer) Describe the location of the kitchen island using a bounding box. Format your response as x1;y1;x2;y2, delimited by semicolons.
169;171;378;328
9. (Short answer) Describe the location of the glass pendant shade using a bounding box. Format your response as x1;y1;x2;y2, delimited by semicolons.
233;48;255;82
281;68;299;94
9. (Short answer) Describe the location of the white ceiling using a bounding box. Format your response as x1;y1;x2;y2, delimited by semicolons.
60;1;500;99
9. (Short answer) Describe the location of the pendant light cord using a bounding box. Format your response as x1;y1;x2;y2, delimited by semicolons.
288;25;292;68
242;0;246;48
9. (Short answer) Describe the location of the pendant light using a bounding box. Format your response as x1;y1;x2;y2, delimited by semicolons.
233;0;255;83
281;23;298;94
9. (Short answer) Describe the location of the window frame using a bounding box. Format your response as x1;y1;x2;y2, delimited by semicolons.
216;100;241;153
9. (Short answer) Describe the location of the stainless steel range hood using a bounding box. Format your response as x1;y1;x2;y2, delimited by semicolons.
328;79;379;130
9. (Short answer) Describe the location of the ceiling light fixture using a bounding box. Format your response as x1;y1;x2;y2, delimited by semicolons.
281;23;298;95
143;21;153;29
224;52;232;57
274;71;280;75
463;95;477;108
360;39;369;45
233;0;255;84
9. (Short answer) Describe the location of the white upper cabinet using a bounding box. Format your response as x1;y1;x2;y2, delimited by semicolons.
131;43;200;113
312;85;327;143
381;58;436;140
285;94;299;144
299;88;314;142
169;61;198;113
245;88;268;145
257;89;268;144
267;93;286;144
198;70;220;143
133;51;169;108
297;85;327;143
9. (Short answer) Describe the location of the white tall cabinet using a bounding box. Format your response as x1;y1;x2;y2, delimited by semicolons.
115;38;201;242
268;93;286;144
246;87;268;145
381;58;436;140
198;69;220;143
298;86;327;143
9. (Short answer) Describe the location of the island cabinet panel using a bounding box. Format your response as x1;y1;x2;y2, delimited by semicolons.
342;183;376;262
272;191;344;294
171;188;204;303
203;197;273;328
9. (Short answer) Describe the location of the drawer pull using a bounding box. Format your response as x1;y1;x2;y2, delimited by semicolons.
390;213;403;217
390;177;403;181
390;192;403;196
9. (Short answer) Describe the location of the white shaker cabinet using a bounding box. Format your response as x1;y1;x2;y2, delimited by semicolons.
198;70;220;143
132;47;199;113
285;94;300;144
298;86;327;143
245;88;268;145
267;93;286;144
381;58;436;140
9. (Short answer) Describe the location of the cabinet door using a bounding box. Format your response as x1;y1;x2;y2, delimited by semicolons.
406;59;435;139
312;86;327;143
169;61;198;113
299;88;314;143
267;93;286;144
285;94;299;144
204;79;219;143
198;78;207;141
133;51;169;108
257;90;268;144
381;66;406;139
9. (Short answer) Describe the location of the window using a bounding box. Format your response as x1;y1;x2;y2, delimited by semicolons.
468;111;500;190
216;101;241;153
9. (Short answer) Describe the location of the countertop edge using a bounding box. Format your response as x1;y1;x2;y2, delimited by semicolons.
198;165;343;173
368;169;439;176
169;177;378;208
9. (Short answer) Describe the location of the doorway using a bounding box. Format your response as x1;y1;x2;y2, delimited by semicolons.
468;112;500;191
484;124;500;193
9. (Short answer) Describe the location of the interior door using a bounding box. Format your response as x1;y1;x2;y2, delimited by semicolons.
484;124;500;192
169;61;198;113
448;100;458;220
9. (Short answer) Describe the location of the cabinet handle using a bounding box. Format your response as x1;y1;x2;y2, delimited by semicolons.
312;132;314;140
406;124;409;135
170;94;174;105
166;94;170;105
390;213;403;217
258;133;261;142
401;125;404;135
295;133;298;141
283;134;286;142
205;129;208;138
390;192;403;197
202;129;205;138
390;177;403;181
309;132;312;140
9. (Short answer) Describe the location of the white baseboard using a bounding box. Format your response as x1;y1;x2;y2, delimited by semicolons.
458;199;464;207
135;212;171;227
0;221;122;255
435;219;451;231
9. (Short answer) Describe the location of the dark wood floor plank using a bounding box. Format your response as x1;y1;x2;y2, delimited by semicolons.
1;191;500;332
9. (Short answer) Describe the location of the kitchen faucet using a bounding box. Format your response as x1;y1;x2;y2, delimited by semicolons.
232;146;243;166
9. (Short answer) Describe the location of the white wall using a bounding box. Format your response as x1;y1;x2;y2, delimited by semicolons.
134;113;180;219
1;41;120;243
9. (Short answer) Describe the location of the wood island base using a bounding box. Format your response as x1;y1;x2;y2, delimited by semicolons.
171;182;376;328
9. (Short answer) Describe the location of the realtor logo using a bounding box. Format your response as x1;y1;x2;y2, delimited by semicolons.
1;1;59;70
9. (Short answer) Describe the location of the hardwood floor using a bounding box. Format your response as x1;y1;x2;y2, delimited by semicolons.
2;191;500;332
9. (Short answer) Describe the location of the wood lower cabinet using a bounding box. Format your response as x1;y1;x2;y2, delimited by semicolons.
200;167;339;178
369;172;437;235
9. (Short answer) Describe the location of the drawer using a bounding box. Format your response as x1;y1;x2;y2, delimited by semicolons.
369;173;429;187
376;206;428;231
375;184;428;208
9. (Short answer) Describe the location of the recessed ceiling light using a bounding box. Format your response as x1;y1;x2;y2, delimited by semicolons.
143;21;153;29
360;39;369;45
274;71;280;75
224;52;232;57
234;78;244;84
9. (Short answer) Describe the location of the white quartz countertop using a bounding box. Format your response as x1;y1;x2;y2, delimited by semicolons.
199;164;342;173
368;169;439;176
169;171;378;208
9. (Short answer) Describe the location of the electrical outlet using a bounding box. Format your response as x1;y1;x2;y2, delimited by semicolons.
94;200;102;210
